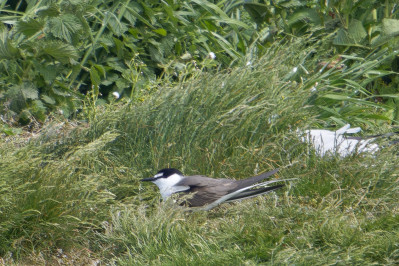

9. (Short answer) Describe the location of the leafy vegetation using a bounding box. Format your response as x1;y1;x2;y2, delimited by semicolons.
1;36;398;264
0;0;399;264
1;0;399;126
0;0;260;125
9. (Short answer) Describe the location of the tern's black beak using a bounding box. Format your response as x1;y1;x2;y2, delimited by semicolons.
140;177;156;182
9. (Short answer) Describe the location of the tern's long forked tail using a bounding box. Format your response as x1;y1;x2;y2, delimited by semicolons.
233;168;280;190
226;184;284;202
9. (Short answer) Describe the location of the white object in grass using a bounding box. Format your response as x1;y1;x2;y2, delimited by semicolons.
208;52;216;59
112;91;120;99
301;124;379;157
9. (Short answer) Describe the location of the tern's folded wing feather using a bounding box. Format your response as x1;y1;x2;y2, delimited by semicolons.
175;175;236;207
175;175;234;187
174;170;281;207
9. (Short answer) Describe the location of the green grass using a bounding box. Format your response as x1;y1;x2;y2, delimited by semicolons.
1;37;398;264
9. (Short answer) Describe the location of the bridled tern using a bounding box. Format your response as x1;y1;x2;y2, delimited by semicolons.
141;168;293;209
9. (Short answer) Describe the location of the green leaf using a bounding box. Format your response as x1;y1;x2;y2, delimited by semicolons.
149;44;163;63
36;5;61;17
382;18;399;37
243;3;272;25
115;79;129;90
31;100;47;121
348;20;367;44
153;28;167;36
191;0;228;19
93;64;106;78
125;4;156;29
41;95;56;105
90;66;101;87
107;12;128;37
32;61;58;83
280;0;305;8
0;26;20;60
288;8;321;26
47;14;82;42
333;20;367;46
17;19;45;37
21;84;39;100
39;41;79;63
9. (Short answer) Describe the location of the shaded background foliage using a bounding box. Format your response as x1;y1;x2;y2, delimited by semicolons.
0;0;399;128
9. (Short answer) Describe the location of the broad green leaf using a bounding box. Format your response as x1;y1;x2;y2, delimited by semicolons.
333;20;367;46
334;28;354;46
21;84;39;100
40;41;79;63
17;19;45;37
287;8;321;26
0;26;20;60
348;20;367;44
52;88;71;97
116;79;129;89
382;18;399;37
149;45;163;63
31;100;47;121
280;0;305;8
36;5;60;17
47;14;82;42
93;64;106;78
41;95;56;105
5;86;26;112
33;61;58;83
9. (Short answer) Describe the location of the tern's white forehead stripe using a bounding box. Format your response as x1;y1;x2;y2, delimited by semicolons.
154;173;164;178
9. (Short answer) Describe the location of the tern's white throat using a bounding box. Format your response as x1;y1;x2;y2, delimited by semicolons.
151;173;189;200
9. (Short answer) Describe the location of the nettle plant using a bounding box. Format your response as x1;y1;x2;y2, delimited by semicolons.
0;0;262;126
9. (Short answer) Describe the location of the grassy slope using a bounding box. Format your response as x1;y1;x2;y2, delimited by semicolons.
0;38;398;265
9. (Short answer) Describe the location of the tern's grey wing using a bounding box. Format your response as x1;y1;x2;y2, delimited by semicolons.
175;175;237;207
176;175;234;187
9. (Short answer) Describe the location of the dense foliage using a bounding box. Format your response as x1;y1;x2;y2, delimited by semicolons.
0;0;399;128
1;0;399;263
1;38;398;264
